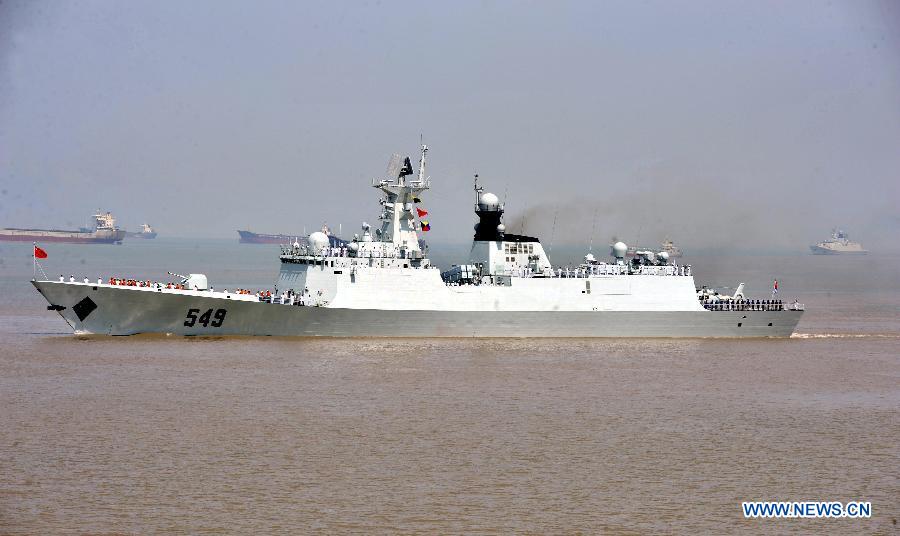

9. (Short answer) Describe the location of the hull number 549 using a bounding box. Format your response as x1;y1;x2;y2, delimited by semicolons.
184;308;227;327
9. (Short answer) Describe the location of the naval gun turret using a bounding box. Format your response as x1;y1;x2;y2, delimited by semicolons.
167;271;209;291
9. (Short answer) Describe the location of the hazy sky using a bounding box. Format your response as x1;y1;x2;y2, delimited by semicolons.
1;0;898;250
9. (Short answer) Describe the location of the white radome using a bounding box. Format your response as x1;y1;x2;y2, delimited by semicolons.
309;231;329;254
613;241;628;258
479;192;500;209
497;223;506;233
658;251;670;262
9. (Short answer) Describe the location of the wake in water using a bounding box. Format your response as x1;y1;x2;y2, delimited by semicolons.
791;333;900;339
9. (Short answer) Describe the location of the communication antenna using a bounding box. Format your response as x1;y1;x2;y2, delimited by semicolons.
417;140;428;183
548;206;558;254
588;208;598;253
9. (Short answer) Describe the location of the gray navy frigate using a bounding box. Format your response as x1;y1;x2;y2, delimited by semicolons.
810;229;867;255
32;146;804;337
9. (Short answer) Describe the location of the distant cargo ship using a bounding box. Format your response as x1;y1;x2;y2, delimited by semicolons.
0;210;125;244
238;227;348;247
126;223;157;239
238;230;297;244
810;229;867;255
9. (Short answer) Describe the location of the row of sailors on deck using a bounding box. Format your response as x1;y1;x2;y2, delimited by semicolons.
229;288;255;295
542;264;690;278
702;298;784;311
296;246;350;257
298;246;416;259
59;275;272;297
107;277;189;289
58;275;189;289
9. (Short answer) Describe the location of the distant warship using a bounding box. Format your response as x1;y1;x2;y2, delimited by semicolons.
32;145;803;337
810;229;867;255
621;238;683;258
126;223;157;239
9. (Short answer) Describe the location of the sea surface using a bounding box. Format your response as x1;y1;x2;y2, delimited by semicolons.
1;238;898;534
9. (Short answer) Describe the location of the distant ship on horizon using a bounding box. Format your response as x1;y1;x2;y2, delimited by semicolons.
614;237;683;258
0;210;125;244
126;223;157;239
810;229;867;255
238;226;348;247
237;229;297;244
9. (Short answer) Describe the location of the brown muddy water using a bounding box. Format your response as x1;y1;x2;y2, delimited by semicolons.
1;239;898;533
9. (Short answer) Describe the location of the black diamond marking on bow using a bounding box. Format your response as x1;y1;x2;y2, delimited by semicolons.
72;296;97;322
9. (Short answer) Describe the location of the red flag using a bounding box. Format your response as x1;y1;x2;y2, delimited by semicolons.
34;245;48;259
416;207;428;218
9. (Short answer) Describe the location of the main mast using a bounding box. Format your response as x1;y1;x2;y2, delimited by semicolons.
373;144;430;254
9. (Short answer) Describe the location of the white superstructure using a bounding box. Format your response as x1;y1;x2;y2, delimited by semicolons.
277;146;701;313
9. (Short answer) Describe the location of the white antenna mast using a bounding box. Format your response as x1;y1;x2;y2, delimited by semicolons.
417;141;428;184
549;206;558;254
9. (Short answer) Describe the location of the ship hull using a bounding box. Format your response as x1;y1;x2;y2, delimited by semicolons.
126;232;157;239
809;245;867;255
0;229;125;244
33;281;802;338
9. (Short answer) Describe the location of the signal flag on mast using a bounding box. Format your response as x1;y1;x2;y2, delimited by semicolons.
34;245;48;259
